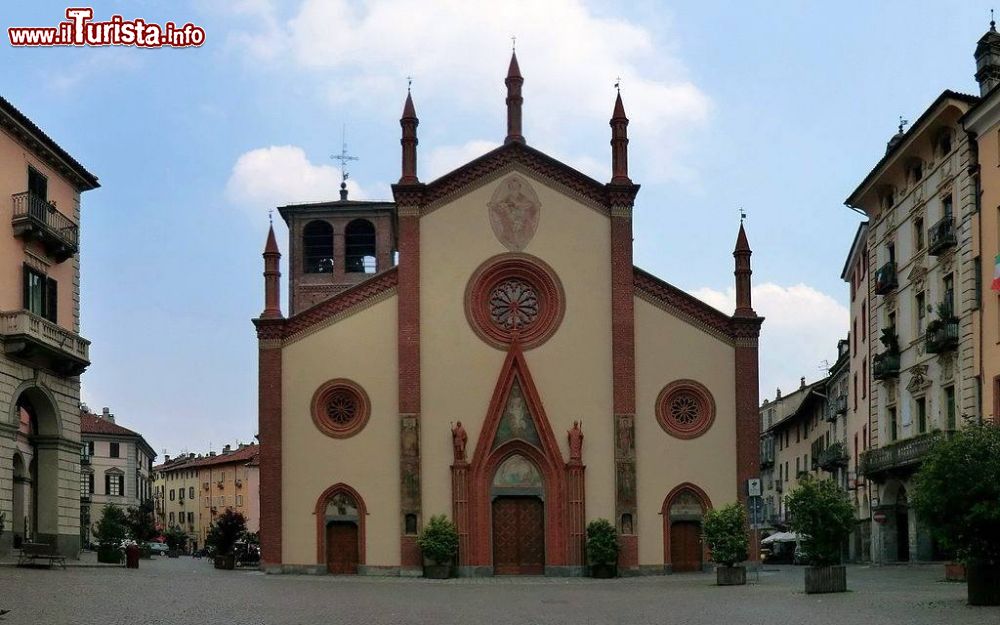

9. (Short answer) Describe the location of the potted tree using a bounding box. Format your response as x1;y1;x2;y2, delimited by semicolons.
586;519;619;578
93;504;129;564
416;515;459;579
206;509;247;570
703;503;749;585
912;423;1000;605
126;501;157;559
164;525;188;558
786;476;853;594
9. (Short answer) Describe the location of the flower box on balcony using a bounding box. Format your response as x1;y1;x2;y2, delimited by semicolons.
873;352;900;380
928;216;957;256
926;319;959;353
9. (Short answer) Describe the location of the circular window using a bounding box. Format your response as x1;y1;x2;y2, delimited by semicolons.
656;380;715;439
465;254;564;350
311;379;370;439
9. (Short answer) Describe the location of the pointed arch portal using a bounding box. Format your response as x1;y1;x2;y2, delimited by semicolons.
452;343;584;574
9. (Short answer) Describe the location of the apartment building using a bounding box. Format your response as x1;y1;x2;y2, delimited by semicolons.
0;95;99;557
153;454;202;551
196;444;259;546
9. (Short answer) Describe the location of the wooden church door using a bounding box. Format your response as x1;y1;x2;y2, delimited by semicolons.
325;521;359;574
492;496;545;575
670;521;703;572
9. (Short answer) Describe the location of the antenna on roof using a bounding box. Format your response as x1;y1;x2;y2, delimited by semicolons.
818;359;830;371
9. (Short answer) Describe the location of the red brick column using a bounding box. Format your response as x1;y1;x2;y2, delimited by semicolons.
608;191;639;573
565;461;586;566
733;329;762;563
395;198;424;572
451;461;470;566
255;322;284;570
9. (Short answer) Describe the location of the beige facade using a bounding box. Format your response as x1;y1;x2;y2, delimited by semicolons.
847;91;978;563
153;456;202;551
257;58;762;576
0;95;99;557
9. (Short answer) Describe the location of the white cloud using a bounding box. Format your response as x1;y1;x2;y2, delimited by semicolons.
228;0;710;183
689;283;850;399
225;145;381;216
425;140;499;180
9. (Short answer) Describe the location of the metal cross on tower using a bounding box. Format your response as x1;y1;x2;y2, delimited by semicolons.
331;124;359;186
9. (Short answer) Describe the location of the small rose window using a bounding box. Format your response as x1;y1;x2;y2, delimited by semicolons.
656;380;715;439
311;379;370;438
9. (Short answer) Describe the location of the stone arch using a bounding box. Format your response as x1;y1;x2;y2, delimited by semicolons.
302;220;334;273
344;219;377;273
10;382;64;548
9;381;61;437
661;483;712;572
314;483;367;571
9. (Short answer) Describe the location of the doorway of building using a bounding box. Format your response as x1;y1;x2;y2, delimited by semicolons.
670;521;703;572
492;496;544;575
325;521;359;574
895;488;910;562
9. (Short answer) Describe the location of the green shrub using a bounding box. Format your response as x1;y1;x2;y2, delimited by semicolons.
786;476;853;566
164;525;189;551
912;424;1000;565
703;503;749;567
416;515;459;565
585;519;619;566
206;509;247;556
93;504;128;546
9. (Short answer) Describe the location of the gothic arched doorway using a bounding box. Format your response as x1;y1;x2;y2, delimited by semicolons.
662;483;711;573
491;455;545;575
315;484;366;575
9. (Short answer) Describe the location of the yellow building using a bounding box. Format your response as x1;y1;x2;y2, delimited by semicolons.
196;444;259;547
153;454;202;551
253;54;764;577
0;95;99;557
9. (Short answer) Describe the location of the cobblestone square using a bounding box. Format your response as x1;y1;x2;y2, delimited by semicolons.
0;559;994;625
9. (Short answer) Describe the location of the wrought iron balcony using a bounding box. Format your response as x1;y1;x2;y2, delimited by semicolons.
11;191;79;262
0;310;89;375
925;319;959;353
818;441;849;472
873;351;900;380
827;395;848;421
859;430;953;479
927;216;957;256
874;261;898;295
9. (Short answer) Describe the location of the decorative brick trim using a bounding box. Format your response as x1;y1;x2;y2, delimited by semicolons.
464;253;565;351
633;266;738;342
314;482;367;570
309;379;371;439
655;379;716;440
281;268;399;344
422;143;610;215
660;482;712;569
465;344;569;568
734;339;761;562
258;345;282;568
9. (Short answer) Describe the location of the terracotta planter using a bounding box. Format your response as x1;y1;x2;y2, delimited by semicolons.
944;562;966;582
716;565;746;586
214;554;236;570
423;563;452;579
804;565;847;594
967;561;1000;606
590;563;617;579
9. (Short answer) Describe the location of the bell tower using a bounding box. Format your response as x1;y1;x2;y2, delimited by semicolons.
975;14;1000;96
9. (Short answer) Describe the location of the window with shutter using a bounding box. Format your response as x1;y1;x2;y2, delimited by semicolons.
28;167;47;200
23;266;45;316
45;277;57;323
105;474;111;495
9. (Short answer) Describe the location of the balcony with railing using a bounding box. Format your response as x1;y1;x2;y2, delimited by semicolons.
827;394;847;421
0;310;89;375
874;261;898;295
859;430;954;480
818;441;849;472
927;216;957;256
873;351;900;380
925;319;959;354
11;191;79;262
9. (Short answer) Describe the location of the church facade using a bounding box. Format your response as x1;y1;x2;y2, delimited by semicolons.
254;54;762;576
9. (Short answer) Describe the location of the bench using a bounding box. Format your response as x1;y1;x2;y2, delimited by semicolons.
16;542;66;569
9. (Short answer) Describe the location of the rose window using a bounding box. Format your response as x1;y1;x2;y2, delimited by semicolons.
311;380;370;438
325;390;359;427
489;280;539;331
656;380;715;439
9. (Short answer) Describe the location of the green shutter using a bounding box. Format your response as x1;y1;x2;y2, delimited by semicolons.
45;277;57;323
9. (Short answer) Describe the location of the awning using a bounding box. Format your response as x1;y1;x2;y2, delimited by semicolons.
762;531;798;545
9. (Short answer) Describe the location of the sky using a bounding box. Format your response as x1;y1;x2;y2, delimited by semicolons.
0;1;991;457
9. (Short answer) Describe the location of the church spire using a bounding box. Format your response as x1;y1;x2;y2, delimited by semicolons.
399;84;419;184
261;223;282;319
610;85;630;184
733;220;754;318
505;51;525;145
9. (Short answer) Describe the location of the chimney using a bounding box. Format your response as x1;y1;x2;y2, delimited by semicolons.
800;376;806;389
776;388;781;400
224;444;231;454
209;451;216;457
164;454;170;463
102;407;115;423
189;453;195;459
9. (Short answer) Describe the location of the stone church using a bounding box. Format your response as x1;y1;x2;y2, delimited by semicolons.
253;53;763;576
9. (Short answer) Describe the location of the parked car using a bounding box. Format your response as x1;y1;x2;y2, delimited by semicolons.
147;542;169;555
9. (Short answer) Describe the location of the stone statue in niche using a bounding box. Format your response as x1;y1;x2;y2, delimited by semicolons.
568;421;584;462
620;513;634;535
617;415;634;458
487;175;541;252
401;416;418;457
451;421;468;462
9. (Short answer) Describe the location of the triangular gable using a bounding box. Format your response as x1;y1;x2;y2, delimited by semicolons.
420;141;626;214
470;342;563;468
